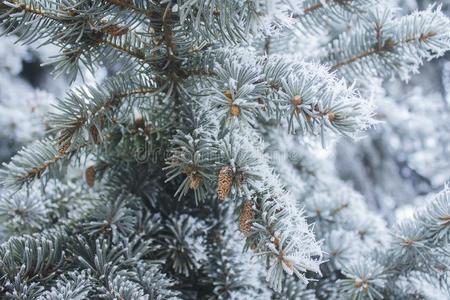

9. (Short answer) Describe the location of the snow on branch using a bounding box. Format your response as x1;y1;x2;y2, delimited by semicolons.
325;5;450;81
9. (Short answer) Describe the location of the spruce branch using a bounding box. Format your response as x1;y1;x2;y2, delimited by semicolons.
339;187;450;298
72;237;129;286
421;187;450;244
207;206;268;299
133;262;181;300
158;214;206;277
291;0;377;34
177;0;264;44
37;270;93;300
164;128;218;203
382;187;450;276
47;73;160;148
0;229;67;289
0;0;151;80
207;128;323;292
82;193;137;244
339;260;386;300
0;189;50;235
0;139;71;191
196;51;374;144
208;59;266;133
263;57;374;143
325;5;450;81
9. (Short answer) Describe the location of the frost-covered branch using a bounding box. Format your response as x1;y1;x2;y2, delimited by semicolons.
325;5;450;81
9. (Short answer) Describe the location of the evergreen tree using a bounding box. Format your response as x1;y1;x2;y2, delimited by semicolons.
0;0;449;299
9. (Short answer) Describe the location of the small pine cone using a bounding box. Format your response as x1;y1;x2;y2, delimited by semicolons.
291;95;302;106
189;173;203;190
85;166;96;187
353;278;368;290
292;95;302;114
327;112;336;122
223;90;232;102
90;125;101;144
273;237;280;248
230;104;240;116
239;200;255;236
217;166;233;200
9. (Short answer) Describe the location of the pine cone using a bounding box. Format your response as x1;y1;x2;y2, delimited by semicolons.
85;166;96;187
292;95;302;114
327;112;336;122
223;90;233;102
291;95;302;106
239;200;255;236
189;173;203;190
217;166;233;200
90;125;101;144
230;104;240;116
